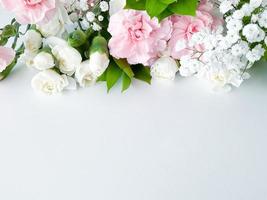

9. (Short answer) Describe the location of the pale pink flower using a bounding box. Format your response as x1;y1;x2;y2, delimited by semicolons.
168;1;221;59
0;47;16;73
0;0;56;24
108;10;172;65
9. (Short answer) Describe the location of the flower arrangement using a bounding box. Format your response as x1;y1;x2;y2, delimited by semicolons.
0;0;267;94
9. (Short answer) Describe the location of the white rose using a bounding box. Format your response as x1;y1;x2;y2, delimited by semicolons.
24;30;42;53
33;52;55;70
52;44;82;76
109;0;126;15
75;60;97;88
151;57;179;80
37;6;71;37
89;52;110;77
31;69;69;95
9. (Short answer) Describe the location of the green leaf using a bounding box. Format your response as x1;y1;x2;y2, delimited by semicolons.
1;25;17;38
157;9;173;21
132;65;152;84
122;73;132;92
125;0;146;10
106;60;122;92
0;59;17;81
146;0;168;17
97;69;107;82
160;0;177;3
113;58;134;78
168;0;198;16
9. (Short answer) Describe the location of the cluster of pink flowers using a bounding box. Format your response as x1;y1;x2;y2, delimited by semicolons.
108;0;221;66
0;0;56;24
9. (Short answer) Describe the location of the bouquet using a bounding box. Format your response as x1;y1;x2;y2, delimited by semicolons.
0;0;266;95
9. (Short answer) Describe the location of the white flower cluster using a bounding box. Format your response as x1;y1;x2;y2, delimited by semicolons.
177;0;267;91
64;0;110;31
179;28;250;91
22;29;109;95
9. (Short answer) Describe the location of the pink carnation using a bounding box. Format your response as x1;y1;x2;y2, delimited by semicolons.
108;10;172;65
168;0;221;59
0;47;16;73
0;0;56;24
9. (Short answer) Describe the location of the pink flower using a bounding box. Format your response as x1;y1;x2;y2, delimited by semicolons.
0;47;16;73
168;1;221;59
0;0;56;24
108;10;172;65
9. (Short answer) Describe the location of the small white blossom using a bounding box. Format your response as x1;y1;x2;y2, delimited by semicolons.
98;15;104;22
249;0;263;8
151;57;179;80
220;0;233;14
242;24;262;43
86;11;95;22
92;22;102;31
232;10;245;19
226;19;243;32
246;44;265;62
241;3;253;16
258;11;267;28
99;1;109;12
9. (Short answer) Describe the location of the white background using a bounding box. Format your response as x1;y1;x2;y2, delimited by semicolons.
1;9;267;200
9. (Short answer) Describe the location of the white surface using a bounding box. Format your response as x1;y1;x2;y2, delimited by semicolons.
1;10;267;200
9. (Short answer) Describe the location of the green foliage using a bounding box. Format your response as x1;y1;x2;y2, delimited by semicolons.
126;0;198;20
98;58;152;92
106;59;123;92
122;73;132;92
68;30;87;48
132;64;152;84
0;59;17;81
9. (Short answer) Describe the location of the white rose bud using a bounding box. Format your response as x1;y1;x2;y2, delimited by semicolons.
89;52;110;77
89;36;110;77
24;30;42;53
75;60;97;88
151;57;179;80
52;45;82;76
31;69;69;95
33;52;55;70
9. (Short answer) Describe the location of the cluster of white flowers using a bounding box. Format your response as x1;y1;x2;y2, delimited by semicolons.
64;0;110;31
178;27;250;91
175;0;267;91
21;29;109;95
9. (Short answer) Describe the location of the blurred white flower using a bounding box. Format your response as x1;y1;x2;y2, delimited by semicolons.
52;44;82;76
151;57;179;80
246;44;265;62
75;60;97;87
33;52;55;70
109;0;126;15
100;1;109;12
37;6;71;37
219;0;233;14
89;52;110;77
31;69;69;95
24;30;42;53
